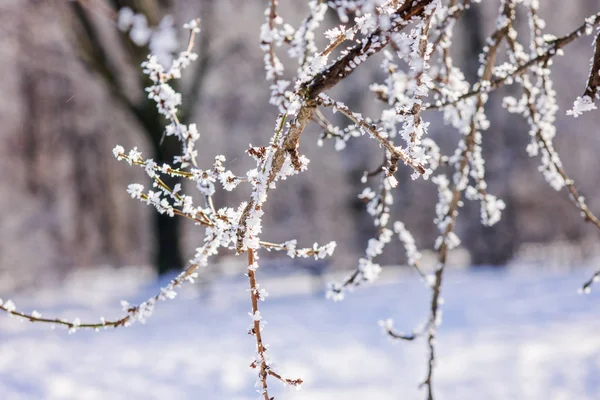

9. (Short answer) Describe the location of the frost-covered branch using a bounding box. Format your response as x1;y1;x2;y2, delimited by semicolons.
583;32;600;101
567;31;600;117
427;11;600;111
7;2;600;399
247;249;302;398
0;260;201;332
417;3;513;397
501;2;600;293
318;94;428;178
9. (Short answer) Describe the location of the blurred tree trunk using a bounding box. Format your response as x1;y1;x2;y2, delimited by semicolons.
144;108;184;274
68;0;213;274
461;5;484;85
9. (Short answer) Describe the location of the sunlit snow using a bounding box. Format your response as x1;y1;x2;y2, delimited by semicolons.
0;264;599;400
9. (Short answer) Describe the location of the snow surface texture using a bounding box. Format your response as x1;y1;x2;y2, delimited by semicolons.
0;265;599;400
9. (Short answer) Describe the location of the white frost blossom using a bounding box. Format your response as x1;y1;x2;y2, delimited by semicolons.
394;221;421;266
117;7;135;32
249;311;262;321
129;13;152;46
378;318;394;332
127;184;144;199
566;95;597;118
183;19;201;33
358;258;382;282
4;300;15;313
112;145;125;159
325;283;344;302
119;8;182;68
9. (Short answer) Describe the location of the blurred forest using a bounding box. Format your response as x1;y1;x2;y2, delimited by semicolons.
1;0;600;286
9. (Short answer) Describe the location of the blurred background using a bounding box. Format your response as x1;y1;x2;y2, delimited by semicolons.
1;1;600;399
1;0;600;286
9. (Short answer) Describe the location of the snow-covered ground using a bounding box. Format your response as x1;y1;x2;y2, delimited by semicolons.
0;263;599;400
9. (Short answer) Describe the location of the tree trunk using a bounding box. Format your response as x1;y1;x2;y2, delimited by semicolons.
152;146;184;274
148;121;185;275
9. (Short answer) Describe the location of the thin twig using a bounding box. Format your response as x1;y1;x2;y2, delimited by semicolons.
318;94;427;176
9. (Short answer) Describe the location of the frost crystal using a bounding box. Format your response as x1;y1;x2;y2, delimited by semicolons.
566;95;597;118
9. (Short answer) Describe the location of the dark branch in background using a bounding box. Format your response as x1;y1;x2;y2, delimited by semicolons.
69;1;157;134
70;2;138;116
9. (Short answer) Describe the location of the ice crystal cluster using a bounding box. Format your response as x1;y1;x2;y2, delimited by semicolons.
3;1;600;399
